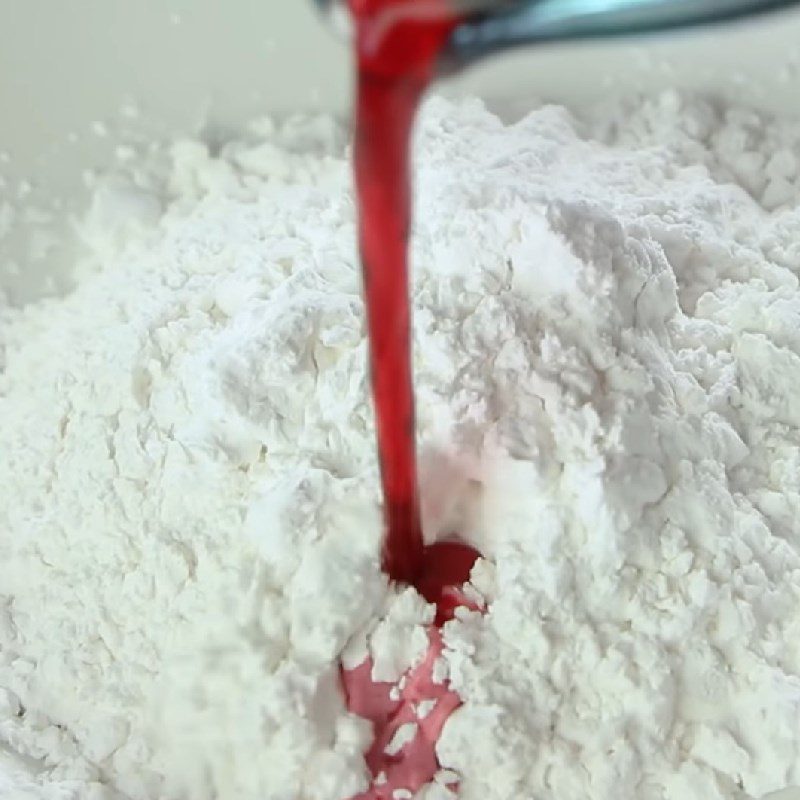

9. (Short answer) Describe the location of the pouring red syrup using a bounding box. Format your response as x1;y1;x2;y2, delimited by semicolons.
342;1;484;797
350;0;480;593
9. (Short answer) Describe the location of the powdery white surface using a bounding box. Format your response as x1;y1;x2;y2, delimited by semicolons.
2;93;800;799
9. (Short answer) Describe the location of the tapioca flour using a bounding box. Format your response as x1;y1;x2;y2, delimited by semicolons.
3;92;800;800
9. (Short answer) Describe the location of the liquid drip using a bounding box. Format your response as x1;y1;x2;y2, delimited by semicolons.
350;0;477;586
344;4;484;796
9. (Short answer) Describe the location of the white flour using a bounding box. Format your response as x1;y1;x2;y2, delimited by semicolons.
2;92;800;800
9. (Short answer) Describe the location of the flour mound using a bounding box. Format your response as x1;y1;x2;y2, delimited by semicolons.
2;93;800;800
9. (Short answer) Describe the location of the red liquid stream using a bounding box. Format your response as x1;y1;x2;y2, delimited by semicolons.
344;4;485;796
350;0;475;587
